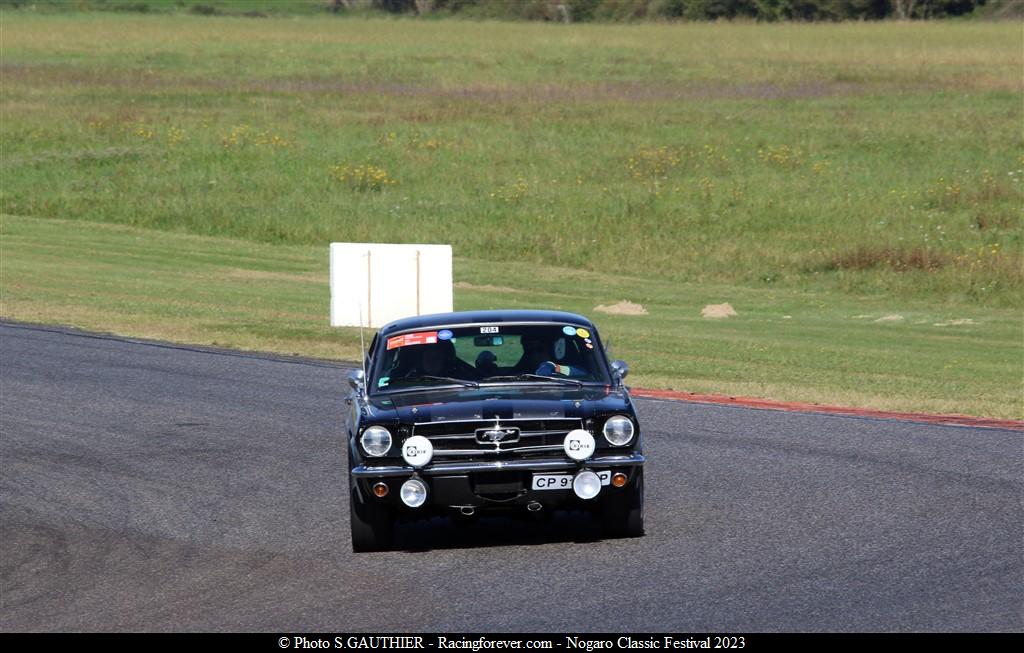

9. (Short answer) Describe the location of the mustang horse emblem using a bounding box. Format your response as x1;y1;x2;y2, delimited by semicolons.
482;428;516;442
477;420;519;444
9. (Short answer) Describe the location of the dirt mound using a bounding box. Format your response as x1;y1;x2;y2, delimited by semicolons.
701;303;737;319
594;301;648;316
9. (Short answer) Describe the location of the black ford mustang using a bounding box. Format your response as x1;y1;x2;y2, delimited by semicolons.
345;309;644;552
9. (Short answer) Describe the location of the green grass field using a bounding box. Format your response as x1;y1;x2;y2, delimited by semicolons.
1;12;1022;418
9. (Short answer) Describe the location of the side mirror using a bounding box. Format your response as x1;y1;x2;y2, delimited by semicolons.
347;369;365;392
610;360;629;381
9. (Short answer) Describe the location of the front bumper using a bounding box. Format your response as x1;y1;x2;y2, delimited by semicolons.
351;452;645;478
351;453;644;512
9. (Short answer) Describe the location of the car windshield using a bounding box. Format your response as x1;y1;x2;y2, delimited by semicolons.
370;323;610;393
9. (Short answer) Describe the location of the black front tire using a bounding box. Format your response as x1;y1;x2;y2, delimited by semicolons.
600;468;644;538
350;486;394;552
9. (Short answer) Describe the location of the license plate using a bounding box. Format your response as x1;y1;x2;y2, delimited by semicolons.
532;471;611;491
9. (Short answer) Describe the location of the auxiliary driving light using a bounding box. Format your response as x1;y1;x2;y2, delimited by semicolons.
611;473;628;488
563;429;596;461
400;478;428;508
401;435;433;468
573;470;602;500
372;482;389;498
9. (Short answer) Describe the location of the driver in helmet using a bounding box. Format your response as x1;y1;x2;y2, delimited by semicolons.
516;334;578;377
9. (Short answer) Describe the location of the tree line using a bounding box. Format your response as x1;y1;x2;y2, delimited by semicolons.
339;0;998;21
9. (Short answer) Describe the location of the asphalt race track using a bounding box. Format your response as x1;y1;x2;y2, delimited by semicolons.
1;321;1021;632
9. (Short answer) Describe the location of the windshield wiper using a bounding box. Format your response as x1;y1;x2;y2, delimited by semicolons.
401;375;479;389
483;374;583;387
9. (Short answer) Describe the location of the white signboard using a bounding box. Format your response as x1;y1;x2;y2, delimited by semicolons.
329;243;453;328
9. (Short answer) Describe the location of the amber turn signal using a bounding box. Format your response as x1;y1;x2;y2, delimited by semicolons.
372;482;389;498
611;473;628;488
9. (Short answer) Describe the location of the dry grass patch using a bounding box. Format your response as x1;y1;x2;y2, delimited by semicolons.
824;246;950;272
454;281;524;294
225;269;324;284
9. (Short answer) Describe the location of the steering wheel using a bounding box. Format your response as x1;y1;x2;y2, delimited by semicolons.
535;361;572;377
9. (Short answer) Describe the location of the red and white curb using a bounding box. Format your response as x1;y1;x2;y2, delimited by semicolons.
630;388;1024;431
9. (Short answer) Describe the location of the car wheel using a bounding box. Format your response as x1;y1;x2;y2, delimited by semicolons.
600;468;644;538
350;485;394;552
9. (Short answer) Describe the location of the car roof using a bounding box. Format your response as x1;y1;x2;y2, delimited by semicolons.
378;310;595;337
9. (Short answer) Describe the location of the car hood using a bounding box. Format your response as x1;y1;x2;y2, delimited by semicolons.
364;385;631;424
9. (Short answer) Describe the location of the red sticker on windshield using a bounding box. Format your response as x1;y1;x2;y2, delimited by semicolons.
387;331;439;350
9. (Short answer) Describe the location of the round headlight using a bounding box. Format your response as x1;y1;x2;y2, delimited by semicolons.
573;470;602;500
401;435;433;468
602;415;635;447
400;478;428;508
360;426;392;457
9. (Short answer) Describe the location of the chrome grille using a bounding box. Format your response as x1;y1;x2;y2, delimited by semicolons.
412;418;583;457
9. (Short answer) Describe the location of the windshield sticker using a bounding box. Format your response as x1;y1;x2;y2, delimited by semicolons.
437;329;453;341
576;327;590;339
584;338;592;344
386;331;439;350
562;325;576;336
480;326;499;334
585;343;594;349
378;376;390;388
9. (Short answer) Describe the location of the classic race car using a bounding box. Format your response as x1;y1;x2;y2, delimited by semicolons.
345;309;644;551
